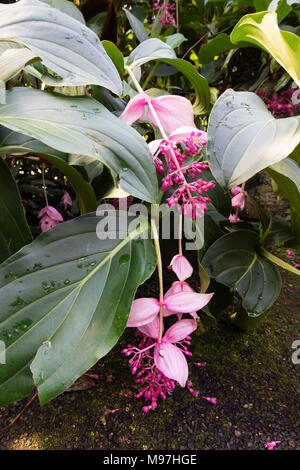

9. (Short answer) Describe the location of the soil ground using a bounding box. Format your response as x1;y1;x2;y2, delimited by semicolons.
0;173;299;450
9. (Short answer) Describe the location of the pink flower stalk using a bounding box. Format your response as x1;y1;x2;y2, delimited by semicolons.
265;441;281;450
61;191;72;210
168;254;193;281
149;128;214;219
122;318;197;411
202;396;216;404
120;93;195;135
231;186;246;211
38;205;63;232
152;0;175;26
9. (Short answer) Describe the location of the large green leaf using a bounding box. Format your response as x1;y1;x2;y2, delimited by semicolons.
0;157;32;263
0;0;122;93
0;212;155;405
0;88;158;203
231;11;300;87
0;127;97;214
207;89;300;188
202;230;282;316
268;158;300;245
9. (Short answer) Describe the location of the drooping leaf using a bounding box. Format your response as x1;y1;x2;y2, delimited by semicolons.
0;212;155;405
124;8;148;43
202;229;282;316
0;0;122;93
0;157;32;263
0;127;98;214
102;40;125;79
231;11;300;87
156;58;211;115
0;88;158;203
207;89;300;188
268;157;300;245
0;47;37;84
198;34;236;64
127;38;177;68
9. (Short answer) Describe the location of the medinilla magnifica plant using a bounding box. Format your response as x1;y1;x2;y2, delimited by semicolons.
0;0;299;412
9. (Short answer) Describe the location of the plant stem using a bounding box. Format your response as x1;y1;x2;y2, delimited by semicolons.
258;247;300;276
151;217;164;343
142;61;159;90
41;163;49;206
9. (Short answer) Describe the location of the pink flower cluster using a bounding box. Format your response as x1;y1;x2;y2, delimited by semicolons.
257;89;300;118
122;254;214;412
38;192;72;232
120;93;215;219
152;0;175;26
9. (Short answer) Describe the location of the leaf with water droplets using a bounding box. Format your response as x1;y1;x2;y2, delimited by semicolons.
0;212;155;405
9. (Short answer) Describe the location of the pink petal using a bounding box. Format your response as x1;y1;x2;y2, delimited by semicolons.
38;205;63;222
39;215;59;232
119;93;147;125
148;95;195;134
229;214;241;223
265;441;281;450
164;319;197;343
127;298;160;328
138;315;160;339
163;281;195;318
230;186;242;196
231;192;245;211
164;291;213;314
169;254;193;281
170;126;207;145
61;191;72;210
148;139;162;155
202;396;216;404
154;342;188;387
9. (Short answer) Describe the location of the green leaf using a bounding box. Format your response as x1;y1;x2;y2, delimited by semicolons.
127;38;177;68
102;41;125;80
0;0;122;94
231;11;300;87
268;157;300;245
0;47;37;84
165;34;188;49
198;34;236;64
156;58;211;115
207;89;300;188
0;212;155;405
0;88;158;203
202;230;282;316
124;8;148;43
0;128;97;214
40;0;85;23
0;157;32;263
